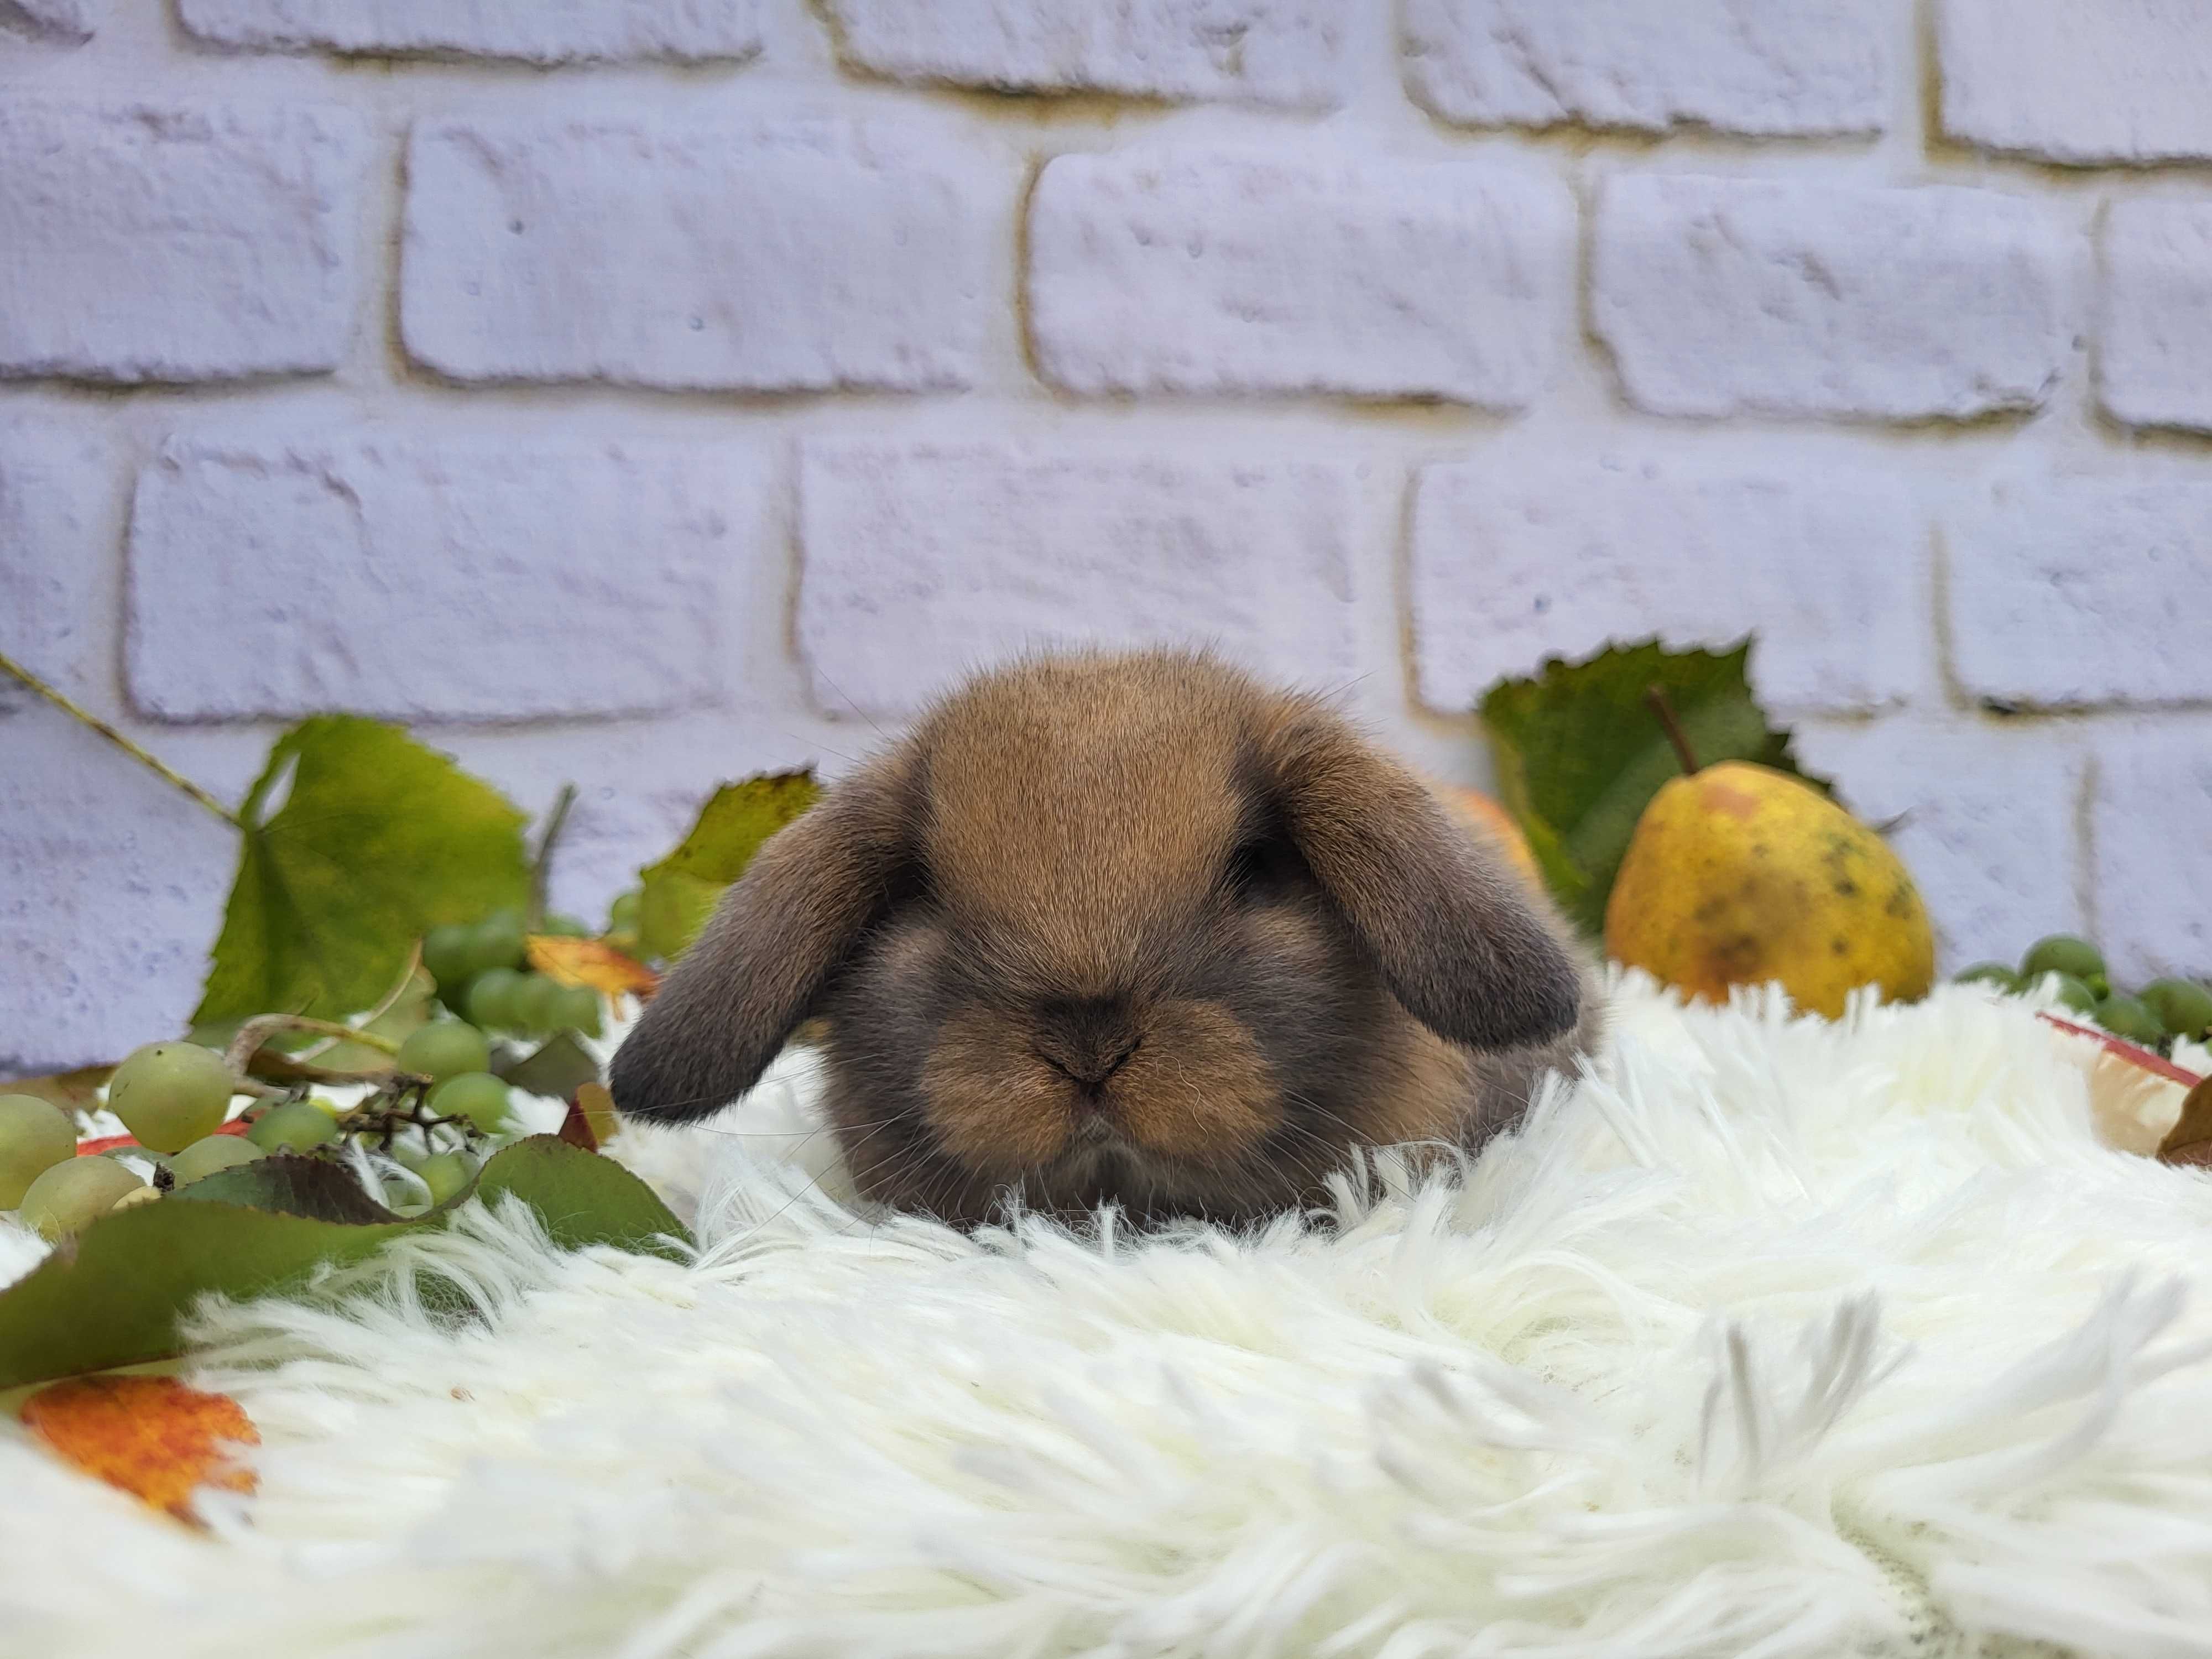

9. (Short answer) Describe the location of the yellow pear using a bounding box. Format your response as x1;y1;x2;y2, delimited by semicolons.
1605;761;1934;1019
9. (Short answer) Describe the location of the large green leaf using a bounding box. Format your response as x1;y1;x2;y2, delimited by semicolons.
638;769;821;960
0;1138;685;1391
1480;638;1830;938
193;717;530;1027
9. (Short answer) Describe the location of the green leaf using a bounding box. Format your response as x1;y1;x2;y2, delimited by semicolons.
638;769;821;960
0;1138;686;1390
498;1031;603;1102
193;717;530;1028
1479;638;1831;938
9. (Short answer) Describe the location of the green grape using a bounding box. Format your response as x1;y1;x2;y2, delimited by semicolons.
511;974;565;1035
2096;995;2168;1046
248;1100;339;1154
466;967;527;1031
395;1019;492;1083
426;1072;511;1132
2142;978;2212;1042
1953;962;2020;994
18;1157;143;1240
463;910;528;977
421;922;477;991
169;1134;267;1185
2021;935;2105;984
552;984;603;1038
109;1185;161;1214
2085;972;2112;1000
540;912;592;938
416;1150;477;1206
607;890;642;933
106;1042;236;1155
0;1094;78;1209
2047;973;2101;1015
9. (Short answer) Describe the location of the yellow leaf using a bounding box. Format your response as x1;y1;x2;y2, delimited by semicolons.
22;1374;257;1524
525;936;660;1000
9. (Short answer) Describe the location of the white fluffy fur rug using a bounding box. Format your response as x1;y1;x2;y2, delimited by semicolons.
4;974;2212;1659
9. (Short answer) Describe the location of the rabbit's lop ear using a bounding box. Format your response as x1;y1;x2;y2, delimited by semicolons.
609;759;912;1123
1257;707;1582;1052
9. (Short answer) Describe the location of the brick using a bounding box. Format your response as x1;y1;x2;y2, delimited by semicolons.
1947;481;2212;710
797;441;1358;717
2093;727;2212;984
126;436;761;722
402;119;998;392
1404;0;1887;137
179;0;759;63
1938;0;2212;165
825;0;1344;108
0;103;364;384
1591;174;2066;422
1029;146;1572;406
1794;720;2085;971
1410;457;1932;714
0;706;236;1075
0;426;112;708
2099;201;2212;433
1;0;95;40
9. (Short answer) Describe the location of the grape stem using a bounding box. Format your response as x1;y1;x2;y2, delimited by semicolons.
225;1014;403;1081
526;783;578;932
0;649;243;830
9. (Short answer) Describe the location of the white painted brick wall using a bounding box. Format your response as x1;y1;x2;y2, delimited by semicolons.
2094;727;2212;984
0;102;366;383
1409;457;1932;714
2099;200;2212;434
1794;720;2087;972
1;707;238;1076
403;119;1001;392
1;0;2207;1070
1404;0;1889;137
1948;481;2212;712
797;441;1359;718
825;0;1345;107
179;0;763;64
1592;175;2068;421
127;436;761;722
1029;145;1572;405
1939;0;2212;164
0;425;110;706
2;0;94;41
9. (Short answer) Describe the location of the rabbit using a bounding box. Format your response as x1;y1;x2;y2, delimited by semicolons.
609;648;1603;1228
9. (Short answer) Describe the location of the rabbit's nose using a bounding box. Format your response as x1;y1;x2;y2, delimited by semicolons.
1033;996;1142;1087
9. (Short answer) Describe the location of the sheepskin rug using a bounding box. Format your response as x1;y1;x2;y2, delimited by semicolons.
4;973;2212;1659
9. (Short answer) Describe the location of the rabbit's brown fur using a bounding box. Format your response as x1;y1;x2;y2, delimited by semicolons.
611;649;1602;1227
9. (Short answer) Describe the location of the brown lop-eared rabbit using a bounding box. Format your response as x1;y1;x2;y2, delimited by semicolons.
610;649;1603;1228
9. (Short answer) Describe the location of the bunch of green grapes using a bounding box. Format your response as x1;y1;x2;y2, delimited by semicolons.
418;908;605;1039
1956;935;2212;1052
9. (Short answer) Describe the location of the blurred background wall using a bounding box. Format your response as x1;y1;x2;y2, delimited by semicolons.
3;0;2209;1073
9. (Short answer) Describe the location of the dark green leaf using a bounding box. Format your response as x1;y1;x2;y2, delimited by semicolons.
498;1031;603;1102
1480;638;1831;937
193;717;530;1028
0;1138;686;1390
638;769;821;959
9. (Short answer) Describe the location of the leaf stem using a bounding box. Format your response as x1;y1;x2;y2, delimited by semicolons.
0;649;243;831
526;782;578;931
1645;686;1701;776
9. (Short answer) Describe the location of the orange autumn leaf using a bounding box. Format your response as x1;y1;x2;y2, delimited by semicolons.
22;1375;258;1522
525;935;660;1001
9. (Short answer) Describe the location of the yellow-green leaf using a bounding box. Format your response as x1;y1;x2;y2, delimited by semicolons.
638;769;821;959
193;718;530;1027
